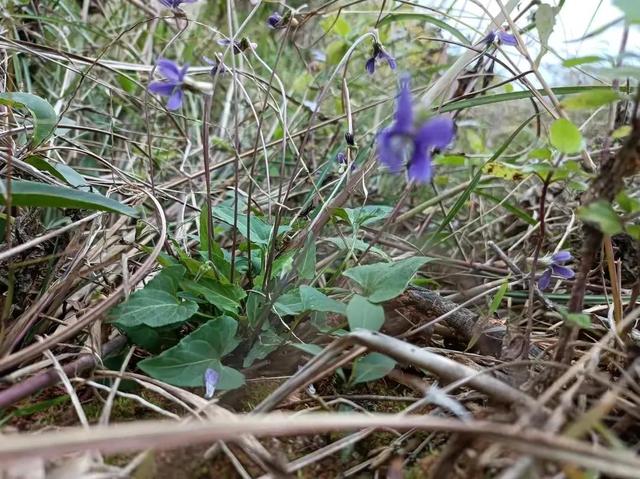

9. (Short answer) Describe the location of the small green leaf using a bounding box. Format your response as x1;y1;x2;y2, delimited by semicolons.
347;294;385;331
116;323;180;353
291;343;324;356
181;278;245;314
343;257;430;303
350;353;396;385
561;89;620;110
116;73;137;94
25;156;89;190
561;310;592;329
488;281;509;316
0;180;138;217
320;15;351;37
536;3;557;53
334;205;393;228
299;285;346;315
616;191;640;214
138;317;243;388
273;290;304;316
578;200;624;235
297;234;316;280
110;289;198;328
549;118;583;154
612;125;632;139
212;204;286;247
0;92;57;146
243;328;281;368
562;56;602;67
326;40;348;66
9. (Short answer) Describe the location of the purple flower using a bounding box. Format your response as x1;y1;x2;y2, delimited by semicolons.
203;56;228;76
377;75;455;183
204;368;219;399
267;12;283;29
483;29;518;47
148;59;188;110
538;250;575;290
336;151;356;173
158;0;197;10
366;42;397;75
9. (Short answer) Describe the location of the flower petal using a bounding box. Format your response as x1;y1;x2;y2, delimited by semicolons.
394;75;413;133
551;250;572;264
204;368;219;399
365;57;376;75
482;31;497;45
379;50;397;70
407;146;433;183
148;81;175;96
415;116;455;150
166;88;184;110
551;264;575;280
538;268;552;290
377;127;405;173
498;31;518;46
157;59;183;83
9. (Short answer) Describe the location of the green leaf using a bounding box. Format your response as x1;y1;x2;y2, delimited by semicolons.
297;234;316;280
0;92;57;146
138;317;243;388
291;343;324;356
549;118;583;154
110;289;198;328
212;204;277;246
560;89;620;110
243;328;282;368
343;257;430;303
562;56;602;67
488;281;509;316
612;125;632;139
560;309;592;329
299;285;346;315
616;191;640;214
347;294;385;331
578;200;624;235
116;73;137;94
350;353;396;385
326;40;348;66
180;278;245;314
614;0;640;22
334;205;393;228
273;290;304;316
117;323;180;353
326;237;389;259
146;265;186;295
25;156;89;190
0;180;138;217
535;3;556;54
378;13;469;45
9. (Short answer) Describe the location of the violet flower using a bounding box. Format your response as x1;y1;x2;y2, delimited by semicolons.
336;151;355;173
158;0;197;10
203;56;228;76
483;29;518;47
377;75;455;183
217;37;256;55
267;12;284;29
204;368;219;399
148;59;188;110
538;251;575;290
366;42;397;75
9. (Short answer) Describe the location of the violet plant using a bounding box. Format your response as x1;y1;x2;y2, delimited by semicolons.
148;59;189;110
538;251;575;289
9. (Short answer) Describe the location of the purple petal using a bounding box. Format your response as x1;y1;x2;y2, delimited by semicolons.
365;57;376;75
217;38;232;46
407;147;433;183
551;264;575;280
204;368;219;399
498;31;518;46
394;75;413;133
482;31;497;45
267;12;282;28
414;116;455;150
158;0;176;8
166;88;183;110
379;51;397;70
336;151;346;164
551;250;572;264
377;127;405;173
157;59;182;83
148;81;175;96
538;268;552;290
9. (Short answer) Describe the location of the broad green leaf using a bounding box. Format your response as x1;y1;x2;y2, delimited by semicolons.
116;323;180;353
291;343;324;356
549;118;583;154
180;278;245;314
562;56;602;67
25;156;89;190
326;237;389;259
146;265;186;295
334;205;393;227
343;257;430;303
560;89;620;110
578;200;623;235
350;353;396;385
378;13;469;45
297;234;316;280
347;294;385;331
110;289;198;328
273;290;304;316
138;317;243;388
0;180;138;217
614;0;640;22
300;285;346;315
212;204;279;246
0;92;57;145
243;328;282;367
616;191;640;214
